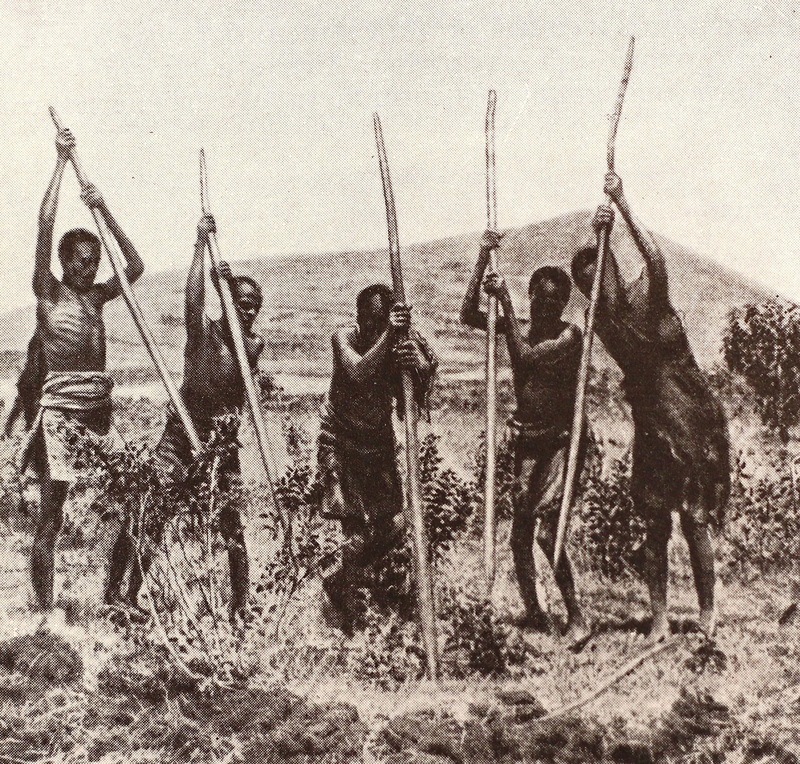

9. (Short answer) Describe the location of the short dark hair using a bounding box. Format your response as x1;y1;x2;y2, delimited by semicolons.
58;229;101;264
529;266;571;305
231;275;263;306
357;284;394;322
570;246;599;285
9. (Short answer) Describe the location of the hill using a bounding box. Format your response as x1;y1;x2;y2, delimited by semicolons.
0;210;777;387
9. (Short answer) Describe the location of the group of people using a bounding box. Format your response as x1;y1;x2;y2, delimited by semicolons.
8;127;730;648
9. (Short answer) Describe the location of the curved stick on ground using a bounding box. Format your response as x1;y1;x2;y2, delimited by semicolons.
373;113;438;681
553;37;635;571
48;107;201;453
483;89;499;594
536;634;680;722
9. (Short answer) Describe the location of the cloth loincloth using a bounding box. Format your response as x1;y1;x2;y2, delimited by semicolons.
19;371;123;483
317;407;401;524
508;420;579;522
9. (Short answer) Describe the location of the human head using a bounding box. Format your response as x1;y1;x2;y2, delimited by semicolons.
356;284;394;346
231;276;263;332
528;266;571;321
571;245;599;298
58;229;101;292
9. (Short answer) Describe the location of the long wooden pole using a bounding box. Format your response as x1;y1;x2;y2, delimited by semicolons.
553;37;635;571
483;90;499;593
49;107;202;453
373;113;438;681
199;150;279;495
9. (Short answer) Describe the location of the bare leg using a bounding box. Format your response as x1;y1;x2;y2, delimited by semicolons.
680;513;716;636
538;523;590;649
31;479;68;611
643;509;672;643
511;454;550;631
220;503;249;621
323;518;368;636
106;517;134;604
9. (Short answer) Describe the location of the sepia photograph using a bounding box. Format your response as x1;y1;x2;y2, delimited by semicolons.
0;1;798;761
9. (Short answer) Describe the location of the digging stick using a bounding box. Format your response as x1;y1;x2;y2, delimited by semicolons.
553;37;635;570
483;89;499;593
48;107;201;452
199;150;279;494
373;113;438;680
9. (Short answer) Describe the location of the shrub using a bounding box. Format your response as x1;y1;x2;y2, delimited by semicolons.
573;435;646;581
724;301;800;441
724;451;800;575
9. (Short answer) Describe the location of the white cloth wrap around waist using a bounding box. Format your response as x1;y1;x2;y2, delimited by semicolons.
38;371;114;411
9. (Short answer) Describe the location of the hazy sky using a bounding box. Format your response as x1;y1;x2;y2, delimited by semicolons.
1;0;799;311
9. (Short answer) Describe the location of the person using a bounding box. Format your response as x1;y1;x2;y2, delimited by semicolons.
571;172;730;641
318;284;436;635
4;331;46;438
115;212;264;624
23;127;144;613
461;232;590;649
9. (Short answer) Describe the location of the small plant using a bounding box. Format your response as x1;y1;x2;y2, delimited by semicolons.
574;435;646;581
724;301;800;441
439;585;527;678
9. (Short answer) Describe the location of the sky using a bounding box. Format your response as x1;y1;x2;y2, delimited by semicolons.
0;0;799;311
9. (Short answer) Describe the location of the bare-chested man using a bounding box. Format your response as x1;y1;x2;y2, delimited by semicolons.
571;172;730;641
319;285;436;635
117;213;264;624
25;127;144;612
461;232;590;649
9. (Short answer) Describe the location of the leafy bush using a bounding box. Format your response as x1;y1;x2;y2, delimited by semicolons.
724;451;800;575
724;301;800;441
439;585;528;678
573;435;646;581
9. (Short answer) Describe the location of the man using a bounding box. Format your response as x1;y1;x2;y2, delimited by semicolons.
4;330;46;438
461;232;590;649
319;285;436;635
24;127;144;612
571;172;730;641
117;212;264;624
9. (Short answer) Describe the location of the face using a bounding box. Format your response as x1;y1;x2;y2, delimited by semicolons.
62;241;101;292
358;294;390;346
529;278;567;322
233;282;262;331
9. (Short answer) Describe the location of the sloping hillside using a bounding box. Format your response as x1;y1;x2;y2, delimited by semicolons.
0;210;775;385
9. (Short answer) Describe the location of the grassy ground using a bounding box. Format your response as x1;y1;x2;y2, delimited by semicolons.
0;377;798;762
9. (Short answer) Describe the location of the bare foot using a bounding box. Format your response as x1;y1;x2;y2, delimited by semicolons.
564;621;593;653
516;611;552;634
646;616;671;645
698;608;717;639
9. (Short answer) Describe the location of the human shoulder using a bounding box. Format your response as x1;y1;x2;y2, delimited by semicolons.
332;326;358;352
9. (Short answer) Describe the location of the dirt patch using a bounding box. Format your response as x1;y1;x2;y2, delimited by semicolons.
378;689;732;764
0;629;82;689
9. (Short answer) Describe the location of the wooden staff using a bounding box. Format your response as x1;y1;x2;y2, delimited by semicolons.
49;107;201;452
373;113;438;680
199;149;278;492
553;37;635;571
483;89;499;592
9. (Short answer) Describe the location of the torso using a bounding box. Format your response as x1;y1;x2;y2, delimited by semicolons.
514;321;581;431
325;328;394;437
37;282;106;373
181;318;262;428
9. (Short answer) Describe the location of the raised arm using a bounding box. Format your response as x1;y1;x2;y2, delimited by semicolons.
34;129;74;297
605;172;670;307
185;214;214;339
460;230;508;332
80;184;145;300
333;303;408;386
485;273;581;374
